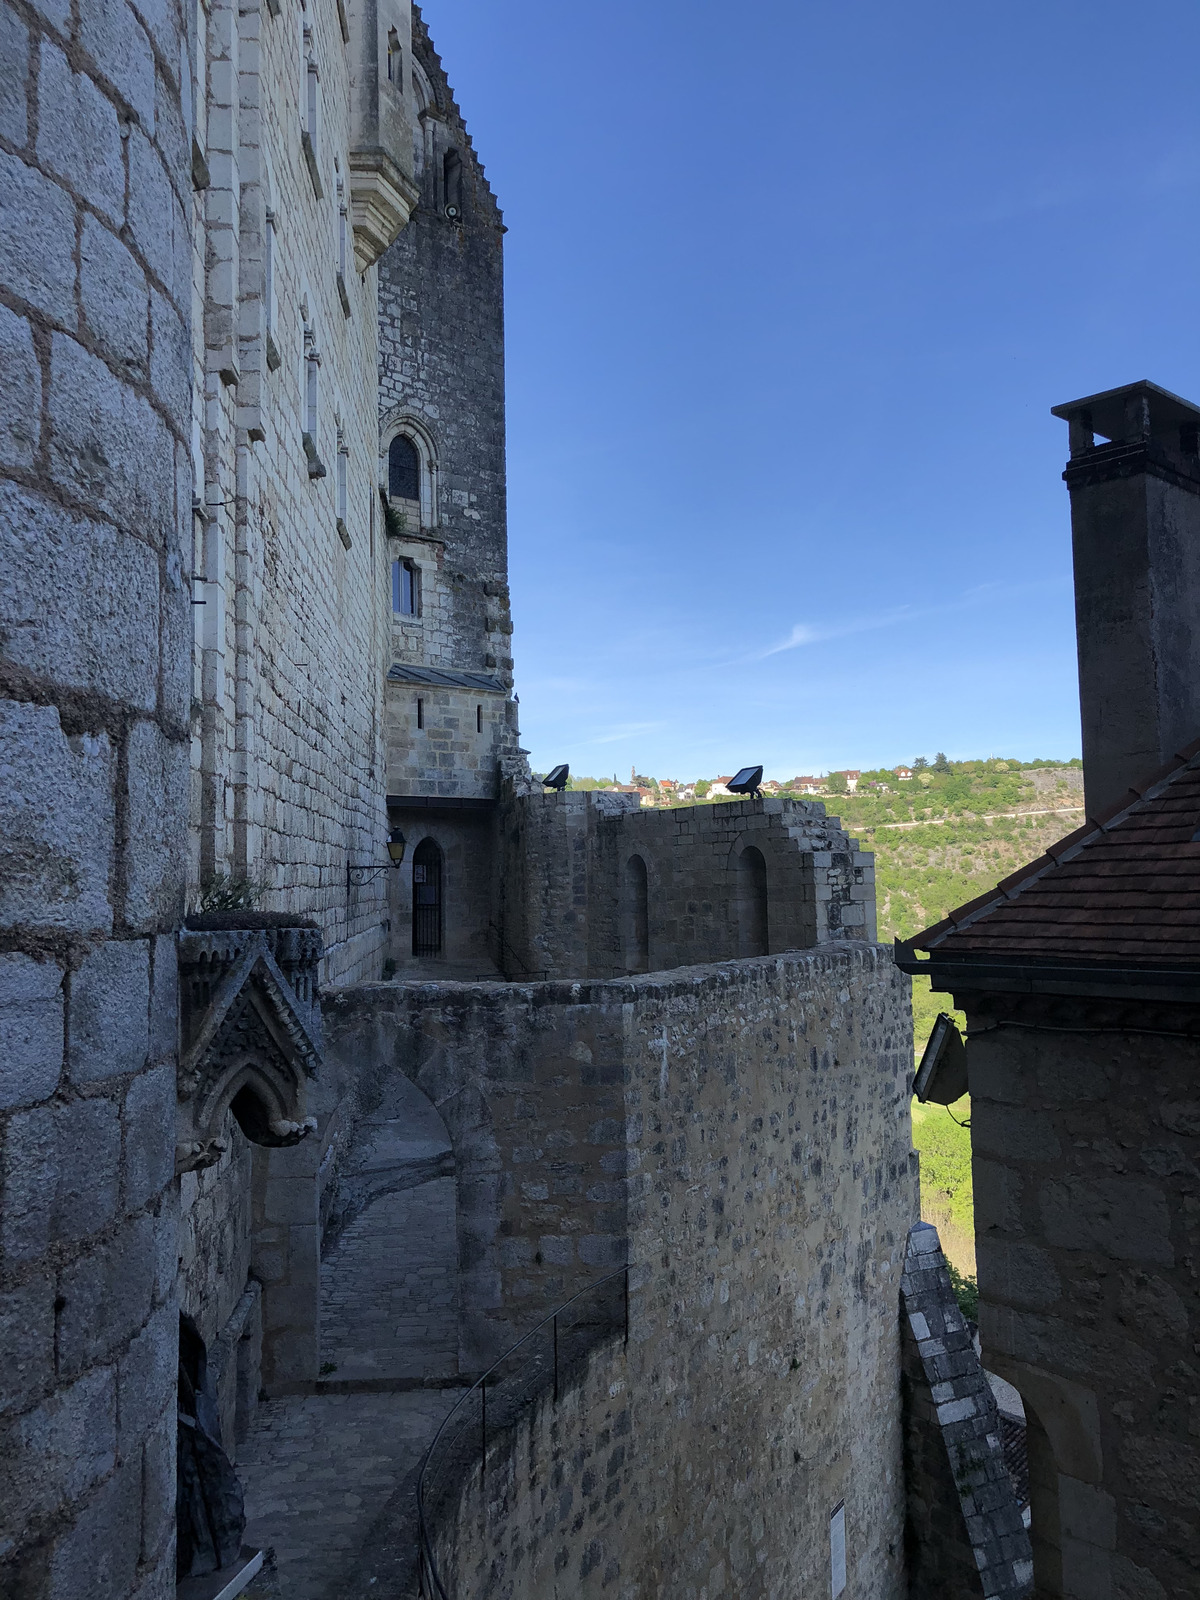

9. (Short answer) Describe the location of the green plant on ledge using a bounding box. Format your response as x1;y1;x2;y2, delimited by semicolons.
948;1262;979;1323
195;872;271;914
380;490;408;541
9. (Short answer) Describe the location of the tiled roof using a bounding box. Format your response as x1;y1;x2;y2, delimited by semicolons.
908;739;1200;967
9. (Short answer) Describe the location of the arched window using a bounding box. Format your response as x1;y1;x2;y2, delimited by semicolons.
736;845;768;957
388;434;420;501
412;838;443;956
621;854;649;974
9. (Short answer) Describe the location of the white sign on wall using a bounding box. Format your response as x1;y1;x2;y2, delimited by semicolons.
830;1500;847;1597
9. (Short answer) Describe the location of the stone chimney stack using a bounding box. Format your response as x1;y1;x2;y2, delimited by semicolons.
1053;380;1200;819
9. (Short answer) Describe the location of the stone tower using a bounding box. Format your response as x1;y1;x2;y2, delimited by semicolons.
376;5;525;975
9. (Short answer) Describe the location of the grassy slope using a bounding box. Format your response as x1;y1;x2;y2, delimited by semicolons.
828;764;1083;1278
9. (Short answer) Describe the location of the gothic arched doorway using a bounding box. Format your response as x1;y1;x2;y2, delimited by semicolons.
412;838;443;956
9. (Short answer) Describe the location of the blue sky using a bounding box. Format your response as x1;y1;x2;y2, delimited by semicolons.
424;1;1200;781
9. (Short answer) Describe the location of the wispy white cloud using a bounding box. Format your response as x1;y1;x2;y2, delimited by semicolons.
758;578;1065;661
577;720;668;747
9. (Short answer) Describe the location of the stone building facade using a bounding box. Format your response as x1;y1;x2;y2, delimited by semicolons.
901;381;1200;1598
0;2;1032;1594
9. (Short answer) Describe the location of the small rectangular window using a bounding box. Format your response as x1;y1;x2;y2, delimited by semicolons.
264;210;277;336
336;436;348;520
304;335;319;437
391;558;418;616
476;704;483;732
416;697;424;729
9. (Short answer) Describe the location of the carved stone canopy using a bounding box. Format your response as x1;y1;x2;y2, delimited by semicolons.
176;919;324;1174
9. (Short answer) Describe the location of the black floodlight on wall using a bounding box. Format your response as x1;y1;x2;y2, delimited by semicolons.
346;828;408;889
914;1012;969;1107
727;765;764;799
543;764;570;791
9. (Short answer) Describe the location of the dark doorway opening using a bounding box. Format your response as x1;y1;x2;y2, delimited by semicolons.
412;838;444;956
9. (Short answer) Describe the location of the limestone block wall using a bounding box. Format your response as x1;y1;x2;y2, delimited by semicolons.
0;0;192;1585
418;943;918;1598
501;791;877;980
967;1007;1200;1599
323;975;631;1369
190;0;408;987
377;7;525;801
384;675;518;801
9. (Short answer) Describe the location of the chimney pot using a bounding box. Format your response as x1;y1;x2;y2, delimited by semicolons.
1053;380;1200;817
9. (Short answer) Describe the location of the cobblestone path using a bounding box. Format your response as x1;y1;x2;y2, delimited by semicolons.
240;1083;464;1596
239;1388;462;1600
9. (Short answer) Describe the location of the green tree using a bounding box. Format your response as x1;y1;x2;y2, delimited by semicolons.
826;771;848;795
694;778;711;798
933;751;952;774
632;772;653;789
913;756;929;770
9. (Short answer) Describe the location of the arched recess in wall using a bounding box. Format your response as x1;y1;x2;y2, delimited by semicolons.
1015;1388;1064;1596
412;836;444;957
621;853;650;974
320;1073;459;1383
381;412;438;529
736;845;769;958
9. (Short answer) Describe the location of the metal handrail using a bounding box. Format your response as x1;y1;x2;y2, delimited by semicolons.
416;1267;629;1599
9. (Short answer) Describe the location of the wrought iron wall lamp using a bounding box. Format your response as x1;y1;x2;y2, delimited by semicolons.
346;828;407;889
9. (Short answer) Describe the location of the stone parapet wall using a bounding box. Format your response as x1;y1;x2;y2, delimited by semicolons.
500;790;877;980
0;0;193;1584
409;941;917;1595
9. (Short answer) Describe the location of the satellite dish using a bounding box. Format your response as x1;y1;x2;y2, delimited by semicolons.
726;765;764;799
543;763;569;791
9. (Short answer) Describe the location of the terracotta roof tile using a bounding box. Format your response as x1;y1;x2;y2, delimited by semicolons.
910;743;1200;967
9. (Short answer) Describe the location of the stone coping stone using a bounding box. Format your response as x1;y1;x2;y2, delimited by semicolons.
177;1547;264;1600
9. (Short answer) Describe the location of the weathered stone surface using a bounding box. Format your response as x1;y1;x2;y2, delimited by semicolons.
0;482;162;710
0;702;115;934
45;1452;143;1600
68;938;150;1084
0;149;77;319
46;334;174;545
122;1060;175;1210
0;302;40;468
0;1365;116;1538
2;1098;122;1261
57;1213;158;1377
0;1275;56;1418
78;0;156;125
117;1302;176;1458
123;721;187;931
36;42;126;227
0;4;28;145
0;951;64;1110
80;215;150;380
